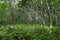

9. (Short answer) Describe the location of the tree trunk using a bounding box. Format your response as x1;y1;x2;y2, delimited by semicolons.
45;0;52;27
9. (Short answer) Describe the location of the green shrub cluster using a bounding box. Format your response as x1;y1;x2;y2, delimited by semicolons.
0;24;60;40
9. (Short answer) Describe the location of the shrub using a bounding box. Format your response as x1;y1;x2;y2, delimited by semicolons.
0;24;60;40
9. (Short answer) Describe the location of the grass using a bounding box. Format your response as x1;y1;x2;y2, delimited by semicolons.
0;24;60;40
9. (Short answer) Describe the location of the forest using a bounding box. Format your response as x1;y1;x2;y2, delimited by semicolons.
0;0;60;40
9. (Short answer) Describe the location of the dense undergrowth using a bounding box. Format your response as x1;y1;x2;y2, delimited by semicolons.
0;24;60;40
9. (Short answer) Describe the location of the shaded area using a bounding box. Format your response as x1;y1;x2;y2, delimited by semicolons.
0;0;60;26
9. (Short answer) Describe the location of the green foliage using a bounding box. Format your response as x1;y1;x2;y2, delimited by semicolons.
0;24;60;40
0;1;8;13
21;0;27;6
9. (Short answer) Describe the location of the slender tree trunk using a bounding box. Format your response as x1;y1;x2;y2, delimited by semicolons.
40;12;45;26
8;0;15;24
55;15;58;26
45;0;52;27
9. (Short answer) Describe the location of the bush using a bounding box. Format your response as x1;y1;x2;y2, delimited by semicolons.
0;24;60;40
